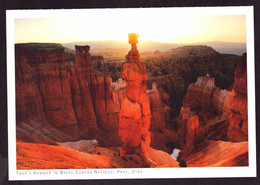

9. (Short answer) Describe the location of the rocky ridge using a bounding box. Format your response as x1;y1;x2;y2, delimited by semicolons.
177;53;248;166
16;43;121;145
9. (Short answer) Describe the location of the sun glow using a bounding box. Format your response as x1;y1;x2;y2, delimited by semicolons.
14;9;246;44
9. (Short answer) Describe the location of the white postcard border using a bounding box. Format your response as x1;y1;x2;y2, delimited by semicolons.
6;6;256;180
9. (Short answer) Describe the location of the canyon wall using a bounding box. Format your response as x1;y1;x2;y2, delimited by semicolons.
16;44;121;145
227;53;248;141
178;53;247;151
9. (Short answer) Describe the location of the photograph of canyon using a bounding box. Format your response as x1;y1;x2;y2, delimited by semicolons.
14;9;249;170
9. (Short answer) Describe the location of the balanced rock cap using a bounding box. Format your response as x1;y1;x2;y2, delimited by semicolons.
128;33;139;45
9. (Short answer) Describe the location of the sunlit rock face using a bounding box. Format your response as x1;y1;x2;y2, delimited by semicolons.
178;104;204;152
148;83;177;154
71;45;120;134
119;33;151;156
178;104;191;149
183;75;216;111
15;43;121;145
180;54;248;143
178;75;216;150
178;140;248;167
15;44;79;136
211;88;234;118
148;88;165;131
177;53;248;167
112;78;177;153
70;45;97;134
118;34;178;167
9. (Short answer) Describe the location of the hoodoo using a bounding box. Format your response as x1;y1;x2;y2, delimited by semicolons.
119;33;152;156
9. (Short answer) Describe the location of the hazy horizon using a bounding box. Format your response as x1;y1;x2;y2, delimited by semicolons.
15;39;246;55
15;40;246;45
15;9;246;44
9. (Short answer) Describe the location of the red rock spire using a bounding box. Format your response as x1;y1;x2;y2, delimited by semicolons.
119;33;151;156
126;33;140;63
74;45;92;69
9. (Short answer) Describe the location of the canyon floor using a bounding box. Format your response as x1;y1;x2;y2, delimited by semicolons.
16;139;248;169
16;142;180;169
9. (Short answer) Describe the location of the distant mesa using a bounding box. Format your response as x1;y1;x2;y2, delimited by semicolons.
62;40;246;55
16;43;64;50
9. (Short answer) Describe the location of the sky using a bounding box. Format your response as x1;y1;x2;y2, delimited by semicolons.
14;8;246;44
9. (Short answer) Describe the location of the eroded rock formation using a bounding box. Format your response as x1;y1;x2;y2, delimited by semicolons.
183;74;216;111
110;78;177;153
178;104;204;152
148;83;165;131
148;83;177;153
117;34;178;167
15;44;79;137
178;140;248;167
15;43;121;145
177;54;248;165
227;53;248;141
119;33;151;156
180;55;248;143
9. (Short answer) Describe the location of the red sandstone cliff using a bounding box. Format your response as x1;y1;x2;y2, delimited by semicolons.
177;54;248;166
183;75;216;110
179;75;225;148
15;44;121;146
180;53;248;144
227;53;248;141
148;87;177;153
15;44;79;139
178;140;248;167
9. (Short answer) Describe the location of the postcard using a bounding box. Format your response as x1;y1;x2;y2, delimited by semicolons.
6;7;256;180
